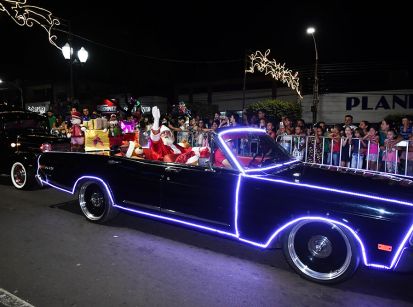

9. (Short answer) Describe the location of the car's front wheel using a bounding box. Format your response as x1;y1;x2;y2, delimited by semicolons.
78;180;118;223
10;162;34;189
283;220;360;284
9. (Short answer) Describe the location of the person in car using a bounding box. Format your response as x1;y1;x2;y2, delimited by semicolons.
149;106;208;164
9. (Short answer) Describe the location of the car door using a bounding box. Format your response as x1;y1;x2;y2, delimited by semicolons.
161;162;240;231
109;157;165;212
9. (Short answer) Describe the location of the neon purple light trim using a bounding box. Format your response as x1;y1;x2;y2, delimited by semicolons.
113;204;238;238
244;159;298;173
218;127;267;173
37;157;413;270
393;247;408;269
390;224;413;268
217;128;297;173
245;174;413;207
234;175;242;237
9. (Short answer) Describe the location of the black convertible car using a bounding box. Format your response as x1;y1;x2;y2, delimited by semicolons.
37;127;413;283
0;108;70;189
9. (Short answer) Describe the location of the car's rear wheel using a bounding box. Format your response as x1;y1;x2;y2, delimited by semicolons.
10;162;34;189
282;220;359;284
78;180;118;223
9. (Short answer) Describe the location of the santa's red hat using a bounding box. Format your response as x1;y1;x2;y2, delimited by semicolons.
71;111;81;119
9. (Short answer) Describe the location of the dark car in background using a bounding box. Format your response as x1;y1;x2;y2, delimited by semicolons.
0;107;70;189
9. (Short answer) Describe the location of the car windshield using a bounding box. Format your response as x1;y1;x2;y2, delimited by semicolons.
3;114;49;135
218;128;295;172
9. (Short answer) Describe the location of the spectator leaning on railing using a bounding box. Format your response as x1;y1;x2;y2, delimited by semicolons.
363;125;380;171
341;126;353;167
351;128;366;169
382;129;399;173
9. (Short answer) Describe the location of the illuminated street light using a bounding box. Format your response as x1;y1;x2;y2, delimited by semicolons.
306;26;319;124
77;47;89;63
61;42;88;100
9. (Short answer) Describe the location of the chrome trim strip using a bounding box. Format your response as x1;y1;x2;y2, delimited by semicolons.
162;209;230;227
122;200;161;211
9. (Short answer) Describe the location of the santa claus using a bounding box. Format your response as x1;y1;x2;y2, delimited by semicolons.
149;106;208;164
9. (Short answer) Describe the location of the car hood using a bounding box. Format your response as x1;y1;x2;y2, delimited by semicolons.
261;162;413;205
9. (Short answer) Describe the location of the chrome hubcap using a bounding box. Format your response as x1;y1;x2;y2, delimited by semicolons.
308;235;332;258
12;164;26;187
90;192;104;208
79;182;107;221
287;221;352;281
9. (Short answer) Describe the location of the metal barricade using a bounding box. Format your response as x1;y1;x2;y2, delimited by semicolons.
274;134;413;177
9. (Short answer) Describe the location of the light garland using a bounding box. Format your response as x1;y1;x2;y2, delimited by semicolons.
246;49;302;98
0;0;61;50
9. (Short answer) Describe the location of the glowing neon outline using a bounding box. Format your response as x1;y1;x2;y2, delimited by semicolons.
217;128;260;173
244;174;413;207
38;172;413;271
217;128;298;174
37;126;413;272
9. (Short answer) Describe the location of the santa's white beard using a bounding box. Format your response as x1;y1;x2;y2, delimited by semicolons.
161;136;174;146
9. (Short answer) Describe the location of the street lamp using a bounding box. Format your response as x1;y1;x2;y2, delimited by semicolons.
62;42;89;100
306;26;319;124
0;78;24;109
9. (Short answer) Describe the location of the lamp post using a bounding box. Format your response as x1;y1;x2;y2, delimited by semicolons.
306;26;319;124
0;78;24;109
62;42;88;100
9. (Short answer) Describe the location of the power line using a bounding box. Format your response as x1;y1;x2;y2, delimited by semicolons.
54;28;243;65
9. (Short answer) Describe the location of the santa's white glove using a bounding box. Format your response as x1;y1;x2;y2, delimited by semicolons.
151;106;160;132
186;155;199;165
66;133;71;138
192;147;201;156
191;147;208;157
125;141;135;158
81;127;87;132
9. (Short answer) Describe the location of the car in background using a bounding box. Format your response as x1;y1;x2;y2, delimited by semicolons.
0;107;70;189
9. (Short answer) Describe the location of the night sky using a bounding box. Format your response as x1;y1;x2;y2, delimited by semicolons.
1;1;411;95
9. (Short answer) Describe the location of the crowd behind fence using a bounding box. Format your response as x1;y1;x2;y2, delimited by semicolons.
277;134;413;176
175;130;413;177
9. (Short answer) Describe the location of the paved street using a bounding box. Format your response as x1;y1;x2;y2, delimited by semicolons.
0;176;412;307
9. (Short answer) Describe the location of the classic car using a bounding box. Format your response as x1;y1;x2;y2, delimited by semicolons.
37;127;413;284
0;107;70;189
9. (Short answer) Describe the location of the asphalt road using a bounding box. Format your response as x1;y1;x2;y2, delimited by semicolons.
1;176;413;307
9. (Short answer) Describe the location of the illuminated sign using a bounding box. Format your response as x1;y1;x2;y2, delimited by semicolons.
97;99;117;113
26;101;50;114
346;94;413;110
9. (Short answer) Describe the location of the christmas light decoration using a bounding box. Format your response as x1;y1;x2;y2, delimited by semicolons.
246;49;302;98
0;0;61;50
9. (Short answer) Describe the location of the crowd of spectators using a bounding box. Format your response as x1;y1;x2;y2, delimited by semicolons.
45;105;413;176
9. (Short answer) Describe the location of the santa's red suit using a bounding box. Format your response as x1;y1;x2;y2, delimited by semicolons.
150;125;192;162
